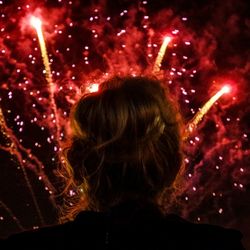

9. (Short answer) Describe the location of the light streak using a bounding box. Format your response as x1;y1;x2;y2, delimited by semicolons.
30;17;53;89
30;16;60;144
152;36;171;74
0;201;25;230
0;107;52;225
185;85;231;139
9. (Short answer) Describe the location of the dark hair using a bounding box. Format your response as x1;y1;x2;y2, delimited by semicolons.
59;76;183;222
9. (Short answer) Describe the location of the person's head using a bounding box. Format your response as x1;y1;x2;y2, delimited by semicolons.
59;76;183;221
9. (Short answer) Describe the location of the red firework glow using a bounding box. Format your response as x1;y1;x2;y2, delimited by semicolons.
0;1;249;247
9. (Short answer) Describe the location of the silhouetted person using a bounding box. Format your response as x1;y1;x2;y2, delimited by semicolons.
0;77;245;249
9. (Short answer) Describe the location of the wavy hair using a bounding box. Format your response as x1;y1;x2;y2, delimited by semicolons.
58;76;183;222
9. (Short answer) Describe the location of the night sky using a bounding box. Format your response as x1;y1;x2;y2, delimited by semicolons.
0;0;249;248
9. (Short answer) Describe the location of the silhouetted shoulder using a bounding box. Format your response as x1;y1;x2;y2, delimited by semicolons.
160;214;245;250
0;207;245;250
0;211;101;249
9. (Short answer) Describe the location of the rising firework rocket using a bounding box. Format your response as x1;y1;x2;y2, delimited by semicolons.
184;85;231;139
30;17;60;143
30;17;53;88
152;36;171;74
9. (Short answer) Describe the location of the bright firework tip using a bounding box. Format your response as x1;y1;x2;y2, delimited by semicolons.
221;85;231;94
164;36;172;44
30;16;42;29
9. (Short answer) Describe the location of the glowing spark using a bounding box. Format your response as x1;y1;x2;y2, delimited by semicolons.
87;83;99;93
185;85;232;139
152;36;171;74
30;16;60;143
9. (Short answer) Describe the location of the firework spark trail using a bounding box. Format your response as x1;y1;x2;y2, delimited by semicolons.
0;107;45;225
152;36;171;74
30;17;61;145
184;85;231;139
0;201;25;231
0;108;56;195
0;107;56;225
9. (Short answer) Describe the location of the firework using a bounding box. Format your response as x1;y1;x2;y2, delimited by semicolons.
30;17;53;88
0;108;48;225
30;16;60;144
1;1;248;240
185;85;231;139
0;201;24;230
152;36;171;74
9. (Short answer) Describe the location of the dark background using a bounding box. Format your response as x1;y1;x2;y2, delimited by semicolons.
0;0;249;248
